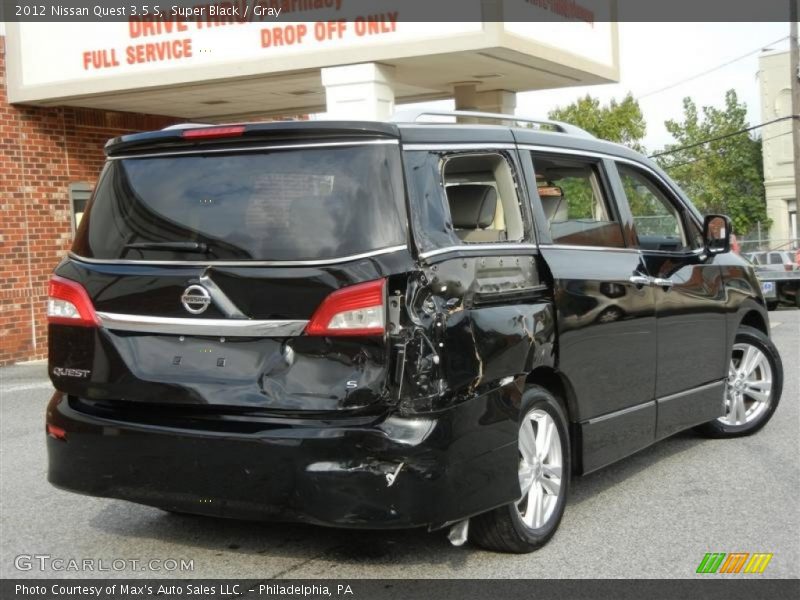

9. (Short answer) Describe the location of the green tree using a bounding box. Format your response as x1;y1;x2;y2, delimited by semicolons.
655;90;768;236
548;93;647;152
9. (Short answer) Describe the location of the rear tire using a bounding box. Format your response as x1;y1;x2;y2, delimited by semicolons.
696;326;783;438
470;386;570;553
766;301;779;311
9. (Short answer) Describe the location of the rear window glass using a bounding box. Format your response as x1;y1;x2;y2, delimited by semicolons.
73;144;406;262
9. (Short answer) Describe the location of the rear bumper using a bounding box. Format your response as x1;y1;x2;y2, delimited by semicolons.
46;391;519;529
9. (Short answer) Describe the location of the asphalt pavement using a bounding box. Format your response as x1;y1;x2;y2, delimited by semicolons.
1;310;797;579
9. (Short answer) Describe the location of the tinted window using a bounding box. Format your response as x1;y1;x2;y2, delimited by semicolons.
74;145;406;261
617;163;697;253
531;153;624;248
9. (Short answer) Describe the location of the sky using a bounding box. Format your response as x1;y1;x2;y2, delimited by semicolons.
402;22;794;153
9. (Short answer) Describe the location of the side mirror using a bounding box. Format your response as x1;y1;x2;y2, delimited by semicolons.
703;214;732;255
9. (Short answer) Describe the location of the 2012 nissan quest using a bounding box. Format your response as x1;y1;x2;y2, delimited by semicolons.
46;112;784;553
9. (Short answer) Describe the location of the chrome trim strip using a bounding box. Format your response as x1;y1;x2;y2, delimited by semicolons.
541;242;704;259
585;401;655;425
108;139;399;160
585;380;726;426
402;143;517;151
637;247;706;257
520;144;671;172
68;245;408;267
542;243;640;254
419;243;538;259
97;312;308;337
519;143;627;163
656;380;725;404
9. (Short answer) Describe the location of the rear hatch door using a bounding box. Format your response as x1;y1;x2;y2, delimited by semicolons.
49;125;411;415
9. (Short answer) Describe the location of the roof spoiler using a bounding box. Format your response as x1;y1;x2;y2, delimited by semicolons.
104;121;400;156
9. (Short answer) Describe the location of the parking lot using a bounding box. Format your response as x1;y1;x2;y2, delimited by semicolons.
1;309;797;580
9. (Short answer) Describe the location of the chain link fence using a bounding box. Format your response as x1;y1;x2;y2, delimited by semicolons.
736;237;800;257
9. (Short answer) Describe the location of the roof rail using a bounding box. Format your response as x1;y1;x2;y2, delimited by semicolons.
391;109;594;138
161;123;212;131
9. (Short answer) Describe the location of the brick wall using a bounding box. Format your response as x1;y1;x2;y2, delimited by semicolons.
0;37;181;365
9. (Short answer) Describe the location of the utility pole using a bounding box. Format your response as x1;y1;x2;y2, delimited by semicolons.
790;0;800;241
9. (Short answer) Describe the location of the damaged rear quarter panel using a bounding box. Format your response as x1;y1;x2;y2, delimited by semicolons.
384;253;556;522
395;254;555;414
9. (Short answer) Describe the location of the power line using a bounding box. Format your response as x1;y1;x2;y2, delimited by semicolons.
661;131;795;170
636;35;789;100
648;115;797;159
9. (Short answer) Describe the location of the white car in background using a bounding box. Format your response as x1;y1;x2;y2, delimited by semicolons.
744;250;800;310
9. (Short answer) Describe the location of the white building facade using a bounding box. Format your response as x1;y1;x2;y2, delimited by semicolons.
759;50;798;245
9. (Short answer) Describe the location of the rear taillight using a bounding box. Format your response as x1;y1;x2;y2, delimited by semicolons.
47;275;99;327
305;279;386;337
181;125;245;140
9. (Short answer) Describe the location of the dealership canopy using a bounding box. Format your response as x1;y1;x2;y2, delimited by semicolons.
5;1;619;119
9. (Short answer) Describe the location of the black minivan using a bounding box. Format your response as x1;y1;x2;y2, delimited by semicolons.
46;112;783;553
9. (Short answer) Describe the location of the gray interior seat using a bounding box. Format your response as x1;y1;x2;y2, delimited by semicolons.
447;184;503;242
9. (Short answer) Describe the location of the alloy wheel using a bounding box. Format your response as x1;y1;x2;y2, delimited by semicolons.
517;409;563;529
719;342;773;427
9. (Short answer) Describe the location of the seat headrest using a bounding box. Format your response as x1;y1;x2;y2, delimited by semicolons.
447;185;497;229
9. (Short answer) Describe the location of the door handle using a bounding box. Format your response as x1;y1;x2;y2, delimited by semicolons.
653;277;674;289
628;275;652;289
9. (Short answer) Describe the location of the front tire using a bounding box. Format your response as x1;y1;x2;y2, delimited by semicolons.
470;386;570;553
696;325;783;438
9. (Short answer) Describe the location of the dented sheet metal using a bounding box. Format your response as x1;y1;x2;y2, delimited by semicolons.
389;254;554;414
